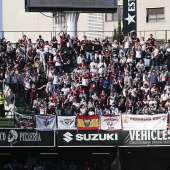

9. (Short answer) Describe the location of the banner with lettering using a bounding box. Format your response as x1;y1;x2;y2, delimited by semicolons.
123;130;170;146
77;116;99;130
58;116;76;129
122;114;167;130
123;0;137;35
0;129;55;147
100;116;122;131
36;115;56;131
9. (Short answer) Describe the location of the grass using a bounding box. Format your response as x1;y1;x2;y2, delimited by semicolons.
0;118;14;127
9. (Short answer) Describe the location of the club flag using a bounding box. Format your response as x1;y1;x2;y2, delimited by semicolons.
58;116;76;129
15;112;34;129
77;115;99;130
36;115;56;131
3;85;15;117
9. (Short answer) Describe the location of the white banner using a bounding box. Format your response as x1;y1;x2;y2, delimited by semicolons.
100;116;122;131
36;115;56;131
58;116;76;129
122;114;167;130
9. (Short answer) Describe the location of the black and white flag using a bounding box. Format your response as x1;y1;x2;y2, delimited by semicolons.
15;112;34;129
123;0;137;35
3;86;15;117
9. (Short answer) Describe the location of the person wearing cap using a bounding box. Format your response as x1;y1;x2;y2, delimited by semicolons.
112;53;119;65
0;90;5;117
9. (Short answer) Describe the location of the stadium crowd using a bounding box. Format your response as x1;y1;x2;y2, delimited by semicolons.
1;31;170;116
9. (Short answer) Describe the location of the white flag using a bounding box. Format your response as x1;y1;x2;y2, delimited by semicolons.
3;86;15;117
58;116;76;129
100;116;122;131
36;115;56;131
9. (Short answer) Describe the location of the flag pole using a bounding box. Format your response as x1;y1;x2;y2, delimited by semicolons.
13;93;16;126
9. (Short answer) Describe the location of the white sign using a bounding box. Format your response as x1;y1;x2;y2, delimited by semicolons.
63;132;118;143
58;116;76;129
122;114;167;130
100;116;122;131
36;115;56;131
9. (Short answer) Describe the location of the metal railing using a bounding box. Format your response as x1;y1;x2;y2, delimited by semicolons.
0;30;170;44
0;113;15;128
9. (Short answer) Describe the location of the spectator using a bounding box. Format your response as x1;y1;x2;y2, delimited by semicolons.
151;45;159;68
147;33;156;46
1;32;170;125
149;70;159;88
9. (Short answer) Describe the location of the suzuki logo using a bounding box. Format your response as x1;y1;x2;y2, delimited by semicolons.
63;132;73;143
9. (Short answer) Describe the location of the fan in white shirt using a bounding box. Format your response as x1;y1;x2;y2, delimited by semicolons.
110;106;119;115
90;59;98;68
61;84;70;95
72;100;80;108
43;42;50;53
52;73;59;85
77;54;85;64
161;90;169;101
47;69;54;79
141;84;150;93
90;65;98;74
148;97;157;107
97;59;106;68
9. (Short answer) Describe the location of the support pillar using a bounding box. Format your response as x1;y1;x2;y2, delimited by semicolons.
0;0;3;39
66;12;79;38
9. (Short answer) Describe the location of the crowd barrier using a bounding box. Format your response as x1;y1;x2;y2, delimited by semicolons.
12;113;170;131
0;30;170;45
0;113;170;147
